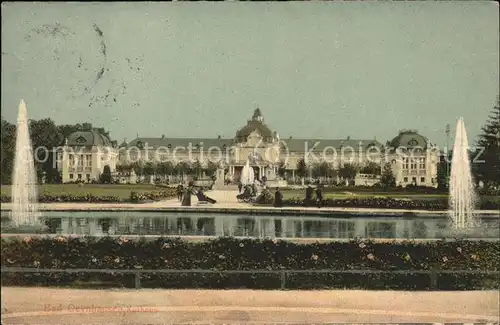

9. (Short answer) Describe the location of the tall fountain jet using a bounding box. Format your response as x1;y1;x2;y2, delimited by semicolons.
449;117;476;230
11;100;40;227
240;159;255;186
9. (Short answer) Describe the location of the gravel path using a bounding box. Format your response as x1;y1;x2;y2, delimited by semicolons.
2;287;498;324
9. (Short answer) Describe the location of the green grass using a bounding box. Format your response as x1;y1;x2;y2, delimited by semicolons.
0;184;168;200
281;190;444;200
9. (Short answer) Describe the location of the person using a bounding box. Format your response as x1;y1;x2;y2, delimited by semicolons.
274;187;283;208
238;181;243;193
181;187;191;206
315;186;323;208
176;183;184;201
305;185;313;206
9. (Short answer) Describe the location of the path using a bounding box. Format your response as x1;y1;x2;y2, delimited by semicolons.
2;288;498;324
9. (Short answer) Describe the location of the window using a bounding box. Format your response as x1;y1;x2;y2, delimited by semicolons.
86;174;91;181
69;174;74;179
412;177;417;184
78;174;82;180
419;158;426;169
410;159;417;170
69;155;75;166
403;158;409;169
86;155;92;166
78;155;83;166
403;177;408;182
420;177;425;183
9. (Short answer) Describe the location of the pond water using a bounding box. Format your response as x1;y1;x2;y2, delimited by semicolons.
1;211;499;240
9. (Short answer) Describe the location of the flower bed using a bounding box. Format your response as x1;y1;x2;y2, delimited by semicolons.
0;188;177;203
282;197;499;210
1;237;498;290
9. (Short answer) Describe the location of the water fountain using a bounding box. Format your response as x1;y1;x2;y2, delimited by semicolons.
9;100;42;231
240;159;255;186
449;117;477;230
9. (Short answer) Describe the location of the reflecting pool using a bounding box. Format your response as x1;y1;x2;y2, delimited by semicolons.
1;211;498;240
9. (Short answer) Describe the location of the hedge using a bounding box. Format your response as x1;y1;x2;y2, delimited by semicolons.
1;237;498;290
281;197;500;210
0;188;177;203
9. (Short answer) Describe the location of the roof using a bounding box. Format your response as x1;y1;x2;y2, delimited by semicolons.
281;138;383;152
235;120;274;141
126;137;382;152
67;130;112;147
389;130;428;149
127;137;234;152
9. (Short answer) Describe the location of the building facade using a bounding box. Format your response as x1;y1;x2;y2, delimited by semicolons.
55;130;118;183
115;109;439;187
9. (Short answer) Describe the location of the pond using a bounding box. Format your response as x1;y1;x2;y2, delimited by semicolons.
1;211;499;240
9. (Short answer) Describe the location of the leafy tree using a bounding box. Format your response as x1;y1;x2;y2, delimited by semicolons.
99;165;112;183
436;157;449;190
379;163;396;188
338;163;359;184
192;160;203;178
0;117;16;184
474;97;500;188
204;161;218;177
360;162;381;175
296;158;308;185
29;118;62;182
311;161;335;179
143;162;156;177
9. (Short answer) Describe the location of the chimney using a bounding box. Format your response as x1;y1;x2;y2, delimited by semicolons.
347;136;351;140
289;136;292;140
161;134;165;139
218;135;221;139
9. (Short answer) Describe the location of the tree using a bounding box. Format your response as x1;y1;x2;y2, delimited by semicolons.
474;97;500;188
436;157;449;190
296;158;308;185
338;163;359;185
100;165;112;183
360;162;381;175
379;163;396;188
29;118;63;182
1;118;16;184
311;161;335;179
192;160;203;178
204;161;218;177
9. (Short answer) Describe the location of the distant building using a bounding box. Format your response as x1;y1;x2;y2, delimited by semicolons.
55;130;118;183
115;109;439;187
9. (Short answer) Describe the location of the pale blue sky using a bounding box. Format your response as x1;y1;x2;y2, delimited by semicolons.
1;2;498;147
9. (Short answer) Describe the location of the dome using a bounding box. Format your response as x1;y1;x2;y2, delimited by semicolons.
235;108;273;142
389;130;428;149
66;130;111;147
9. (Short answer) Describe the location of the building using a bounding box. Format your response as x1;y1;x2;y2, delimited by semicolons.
55;130;118;183
115;109;439;187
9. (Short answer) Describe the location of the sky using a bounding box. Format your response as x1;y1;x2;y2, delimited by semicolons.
1;2;498;147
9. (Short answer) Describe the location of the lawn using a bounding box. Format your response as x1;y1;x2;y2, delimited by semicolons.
0;184;169;200
282;189;444;200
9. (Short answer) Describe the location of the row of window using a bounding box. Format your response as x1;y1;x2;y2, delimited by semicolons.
69;173;91;180
402;157;426;170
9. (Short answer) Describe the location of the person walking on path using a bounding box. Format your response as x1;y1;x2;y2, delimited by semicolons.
315;186;323;208
274;187;283;208
176;183;184;201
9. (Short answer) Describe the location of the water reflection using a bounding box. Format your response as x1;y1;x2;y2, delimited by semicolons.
1;211;499;240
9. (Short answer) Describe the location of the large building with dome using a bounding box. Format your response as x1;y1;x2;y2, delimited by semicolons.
56;108;439;187
118;108;439;187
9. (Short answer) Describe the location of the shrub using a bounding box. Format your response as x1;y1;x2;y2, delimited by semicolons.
1;237;498;290
256;188;274;204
